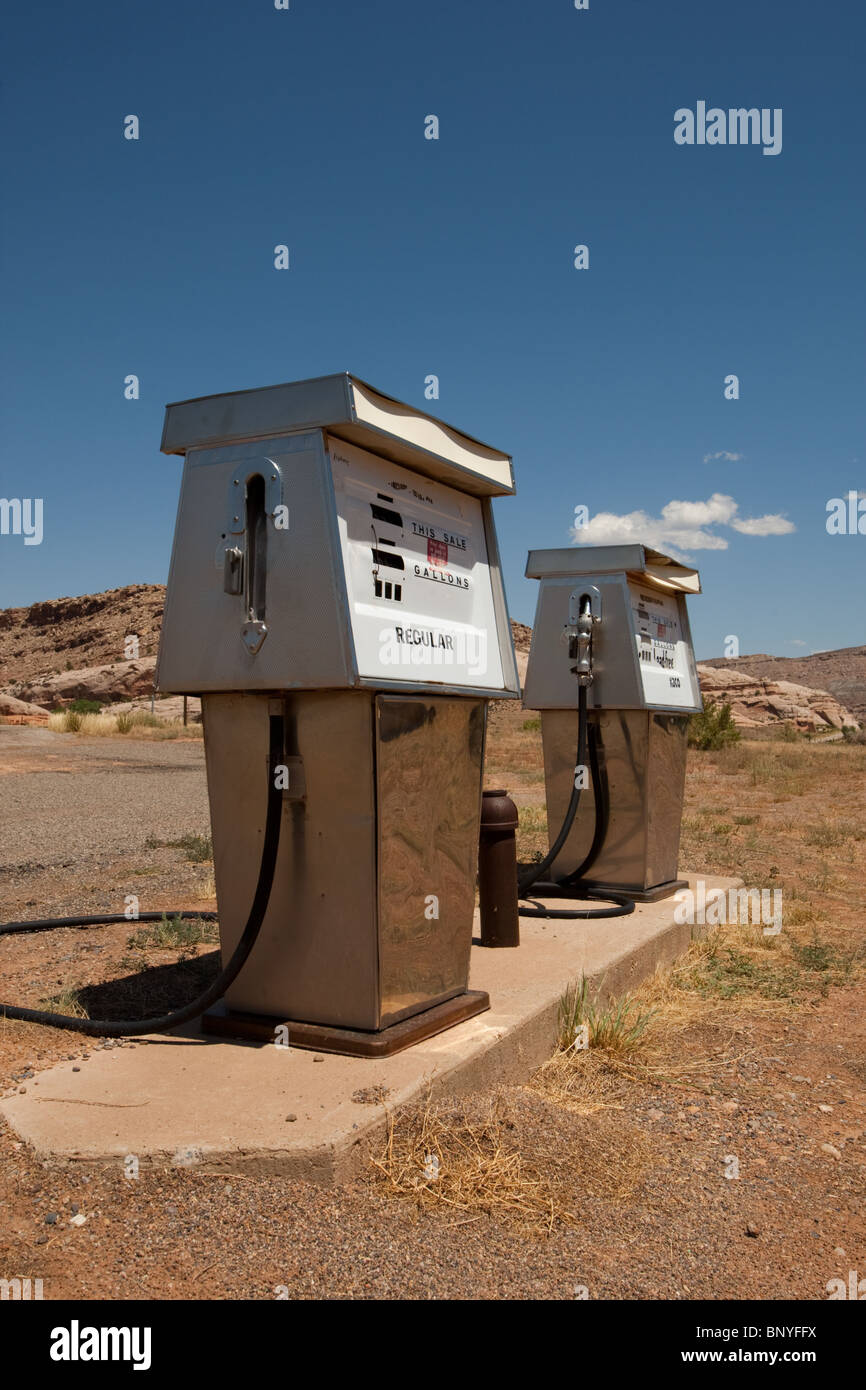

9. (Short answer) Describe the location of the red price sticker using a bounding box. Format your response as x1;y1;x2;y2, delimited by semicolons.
427;538;448;567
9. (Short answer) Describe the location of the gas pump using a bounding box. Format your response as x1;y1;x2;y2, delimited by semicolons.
0;375;520;1052
521;544;702;908
157;374;522;1051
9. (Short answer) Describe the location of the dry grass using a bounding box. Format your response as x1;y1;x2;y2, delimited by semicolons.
557;976;656;1054
711;738;866;799
372;1098;573;1233
37;983;89;1018
542;916;865;1100
47;711;202;739
517;805;548;836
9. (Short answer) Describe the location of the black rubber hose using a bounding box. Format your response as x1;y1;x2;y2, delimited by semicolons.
517;687;633;920
558;719;610;885
0;712;284;1036
517;684;589;896
0;911;218;937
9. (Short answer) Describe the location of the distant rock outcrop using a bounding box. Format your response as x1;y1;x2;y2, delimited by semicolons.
0;587;861;733
11;658;157;710
699;647;866;725
0;584;164;688
0;693;50;724
696;665;859;732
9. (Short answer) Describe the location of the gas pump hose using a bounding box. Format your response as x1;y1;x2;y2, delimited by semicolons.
0;712;284;1036
517;687;634;920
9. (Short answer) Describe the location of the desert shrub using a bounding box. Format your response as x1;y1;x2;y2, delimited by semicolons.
688;699;741;750
67;698;102;714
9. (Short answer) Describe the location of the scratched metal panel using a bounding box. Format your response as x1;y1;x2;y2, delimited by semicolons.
207;690;380;1030
375;695;485;1027
539;708;687;891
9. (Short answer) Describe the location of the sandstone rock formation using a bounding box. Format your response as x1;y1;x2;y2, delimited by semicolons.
699;646;866;725
696;665;859;732
0;584;164;687
0;693;51;724
10;658;157;710
0;588;861;734
101;695;202;723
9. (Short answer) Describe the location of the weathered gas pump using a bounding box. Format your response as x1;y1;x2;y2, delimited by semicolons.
522;545;702;903
156;374;519;1054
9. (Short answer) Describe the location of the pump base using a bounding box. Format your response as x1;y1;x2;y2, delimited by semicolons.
579;877;689;904
201;990;490;1057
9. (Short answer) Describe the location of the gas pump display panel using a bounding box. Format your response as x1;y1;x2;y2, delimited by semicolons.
628;580;696;711
329;436;506;691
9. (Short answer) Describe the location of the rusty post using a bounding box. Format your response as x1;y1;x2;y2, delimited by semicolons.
478;788;520;948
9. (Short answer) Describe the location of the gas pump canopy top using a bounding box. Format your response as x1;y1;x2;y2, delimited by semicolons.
161;372;515;498
525;544;701;594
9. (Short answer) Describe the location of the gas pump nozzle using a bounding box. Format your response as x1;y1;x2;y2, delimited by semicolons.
566;586;601;686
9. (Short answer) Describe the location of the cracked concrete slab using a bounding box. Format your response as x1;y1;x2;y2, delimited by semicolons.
0;876;740;1183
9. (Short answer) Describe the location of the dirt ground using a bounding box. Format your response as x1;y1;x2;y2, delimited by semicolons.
1;712;864;1301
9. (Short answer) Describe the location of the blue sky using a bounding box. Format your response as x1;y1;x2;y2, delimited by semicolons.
1;0;863;658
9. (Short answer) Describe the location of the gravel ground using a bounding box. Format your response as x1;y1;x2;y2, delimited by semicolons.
0;995;863;1300
0;727;210;920
1;723;864;1301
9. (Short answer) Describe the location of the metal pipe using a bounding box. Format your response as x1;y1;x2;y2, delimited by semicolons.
478;788;520;948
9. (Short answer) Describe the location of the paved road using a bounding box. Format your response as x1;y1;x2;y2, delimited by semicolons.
0;727;210;918
0;727;209;873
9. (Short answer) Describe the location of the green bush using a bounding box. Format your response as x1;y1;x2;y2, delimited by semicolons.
67;698;102;714
688;699;741;750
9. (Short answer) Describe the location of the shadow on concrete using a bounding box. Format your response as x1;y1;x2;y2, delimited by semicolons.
77;951;221;1022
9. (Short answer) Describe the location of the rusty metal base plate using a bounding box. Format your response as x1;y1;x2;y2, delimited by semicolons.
578;877;689;904
201;990;490;1057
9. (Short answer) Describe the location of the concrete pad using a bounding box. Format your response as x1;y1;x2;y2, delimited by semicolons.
0;875;740;1184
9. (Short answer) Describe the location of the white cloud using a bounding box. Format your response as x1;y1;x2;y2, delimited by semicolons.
570;493;796;559
703;450;743;463
731;514;796;536
787;639;807;647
